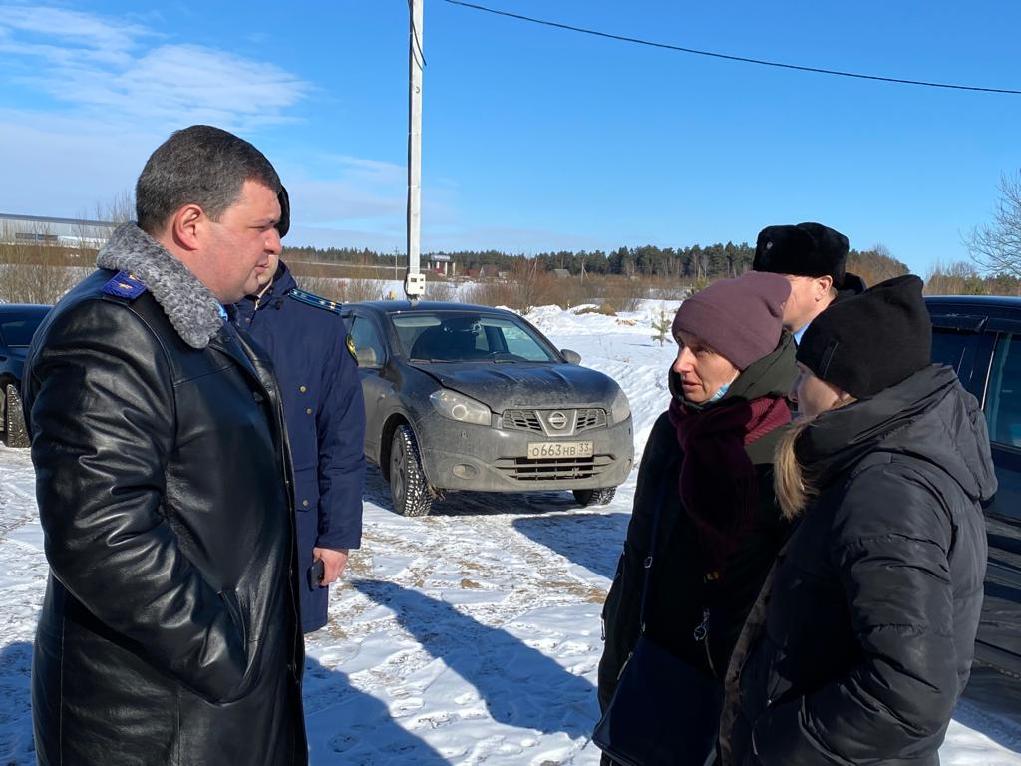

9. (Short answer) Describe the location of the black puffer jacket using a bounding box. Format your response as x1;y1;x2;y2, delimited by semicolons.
598;336;797;715
724;365;995;766
24;257;307;763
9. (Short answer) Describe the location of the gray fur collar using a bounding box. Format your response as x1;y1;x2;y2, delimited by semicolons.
97;223;223;349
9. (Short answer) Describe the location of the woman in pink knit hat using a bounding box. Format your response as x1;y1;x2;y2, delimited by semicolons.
595;272;797;766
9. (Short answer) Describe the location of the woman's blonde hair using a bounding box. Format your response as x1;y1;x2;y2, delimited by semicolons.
774;400;856;520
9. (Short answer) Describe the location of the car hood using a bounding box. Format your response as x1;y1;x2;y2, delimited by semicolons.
410;362;621;412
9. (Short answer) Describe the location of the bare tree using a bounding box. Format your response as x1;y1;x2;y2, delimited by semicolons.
967;171;1021;277
0;222;77;304
95;189;136;224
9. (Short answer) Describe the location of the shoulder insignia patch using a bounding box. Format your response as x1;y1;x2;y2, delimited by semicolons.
345;334;358;363
102;270;148;300
286;287;341;314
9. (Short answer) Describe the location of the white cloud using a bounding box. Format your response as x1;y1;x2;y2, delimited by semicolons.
0;4;319;219
0;5;594;253
323;155;407;186
0;5;310;130
0;113;159;216
0;5;149;53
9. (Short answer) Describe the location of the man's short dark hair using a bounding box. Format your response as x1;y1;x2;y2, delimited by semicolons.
135;125;282;234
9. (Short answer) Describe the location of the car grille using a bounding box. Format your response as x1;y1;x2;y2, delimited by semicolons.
575;408;607;432
494;454;615;481
504;409;543;432
502;408;607;435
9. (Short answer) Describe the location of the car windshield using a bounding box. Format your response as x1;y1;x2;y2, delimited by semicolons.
391;311;559;363
1;313;46;347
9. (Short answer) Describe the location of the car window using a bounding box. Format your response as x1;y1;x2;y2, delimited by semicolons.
928;324;996;400
986;333;1021;448
392;312;558;362
0;315;45;347
931;327;978;373
497;322;553;361
349;316;386;368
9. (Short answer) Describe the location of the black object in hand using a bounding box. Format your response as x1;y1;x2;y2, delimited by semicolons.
308;559;326;589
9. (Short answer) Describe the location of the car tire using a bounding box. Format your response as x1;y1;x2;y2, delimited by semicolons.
4;384;29;448
573;487;616;507
390;425;433;517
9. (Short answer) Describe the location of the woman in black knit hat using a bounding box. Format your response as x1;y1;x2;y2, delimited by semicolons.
719;275;997;766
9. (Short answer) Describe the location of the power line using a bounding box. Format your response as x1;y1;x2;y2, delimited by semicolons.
408;0;427;67
445;0;1021;96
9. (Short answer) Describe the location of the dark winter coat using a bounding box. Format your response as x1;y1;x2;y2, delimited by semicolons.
233;262;366;633
597;336;797;750
839;272;867;298
23;224;307;766
722;364;995;766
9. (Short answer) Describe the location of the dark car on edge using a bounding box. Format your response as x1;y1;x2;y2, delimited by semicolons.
342;301;634;517
0;303;50;448
926;295;1021;681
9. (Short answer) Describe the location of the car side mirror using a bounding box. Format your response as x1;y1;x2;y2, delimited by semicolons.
561;348;581;365
355;347;382;369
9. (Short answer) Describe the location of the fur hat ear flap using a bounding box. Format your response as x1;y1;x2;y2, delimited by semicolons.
276;186;290;238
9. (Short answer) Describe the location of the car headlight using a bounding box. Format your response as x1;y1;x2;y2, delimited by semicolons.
610;389;631;424
430;389;492;425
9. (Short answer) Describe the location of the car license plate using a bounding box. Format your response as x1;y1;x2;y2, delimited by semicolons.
526;441;593;459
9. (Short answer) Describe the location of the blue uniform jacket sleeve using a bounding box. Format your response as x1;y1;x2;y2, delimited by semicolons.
314;329;366;550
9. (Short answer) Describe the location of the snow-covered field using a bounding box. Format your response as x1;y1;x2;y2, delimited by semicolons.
1;301;1019;764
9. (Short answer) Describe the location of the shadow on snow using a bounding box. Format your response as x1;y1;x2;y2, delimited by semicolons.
363;463;583;518
0;641;33;764
354;578;597;740
0;640;449;765
303;654;449;764
511;512;630;580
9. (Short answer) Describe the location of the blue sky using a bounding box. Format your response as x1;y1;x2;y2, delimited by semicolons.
0;1;1019;274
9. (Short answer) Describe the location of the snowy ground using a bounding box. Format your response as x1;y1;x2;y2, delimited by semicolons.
1;301;1020;764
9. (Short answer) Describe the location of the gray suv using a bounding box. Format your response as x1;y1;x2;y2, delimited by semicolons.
343;301;635;517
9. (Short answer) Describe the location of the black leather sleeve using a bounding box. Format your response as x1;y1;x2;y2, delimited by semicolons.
27;298;250;702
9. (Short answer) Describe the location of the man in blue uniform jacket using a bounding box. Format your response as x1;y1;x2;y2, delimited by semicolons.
233;191;366;633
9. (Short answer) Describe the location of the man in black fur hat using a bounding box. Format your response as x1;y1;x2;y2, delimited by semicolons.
752;221;866;342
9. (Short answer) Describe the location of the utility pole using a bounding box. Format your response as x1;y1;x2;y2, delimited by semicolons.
405;0;426;300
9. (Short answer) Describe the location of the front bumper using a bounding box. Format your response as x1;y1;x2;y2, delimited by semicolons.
415;408;634;492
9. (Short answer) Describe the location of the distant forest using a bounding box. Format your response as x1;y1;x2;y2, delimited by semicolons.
281;241;911;284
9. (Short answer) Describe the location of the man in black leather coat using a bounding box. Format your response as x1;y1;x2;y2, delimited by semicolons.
22;125;308;765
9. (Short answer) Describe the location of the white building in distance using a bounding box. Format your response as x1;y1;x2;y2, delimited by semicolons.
0;213;118;250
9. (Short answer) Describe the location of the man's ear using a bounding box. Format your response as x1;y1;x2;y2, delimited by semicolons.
815;274;834;297
170;204;206;251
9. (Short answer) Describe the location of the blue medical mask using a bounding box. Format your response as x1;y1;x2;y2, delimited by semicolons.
706;372;740;404
706;381;731;403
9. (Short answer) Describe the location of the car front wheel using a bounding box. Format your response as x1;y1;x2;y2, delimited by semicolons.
390;425;433;517
4;384;30;448
573;487;616;507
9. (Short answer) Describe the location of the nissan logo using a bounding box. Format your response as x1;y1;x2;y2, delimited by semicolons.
548;411;568;430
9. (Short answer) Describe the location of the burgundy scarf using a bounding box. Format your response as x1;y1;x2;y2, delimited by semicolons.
667;394;791;575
